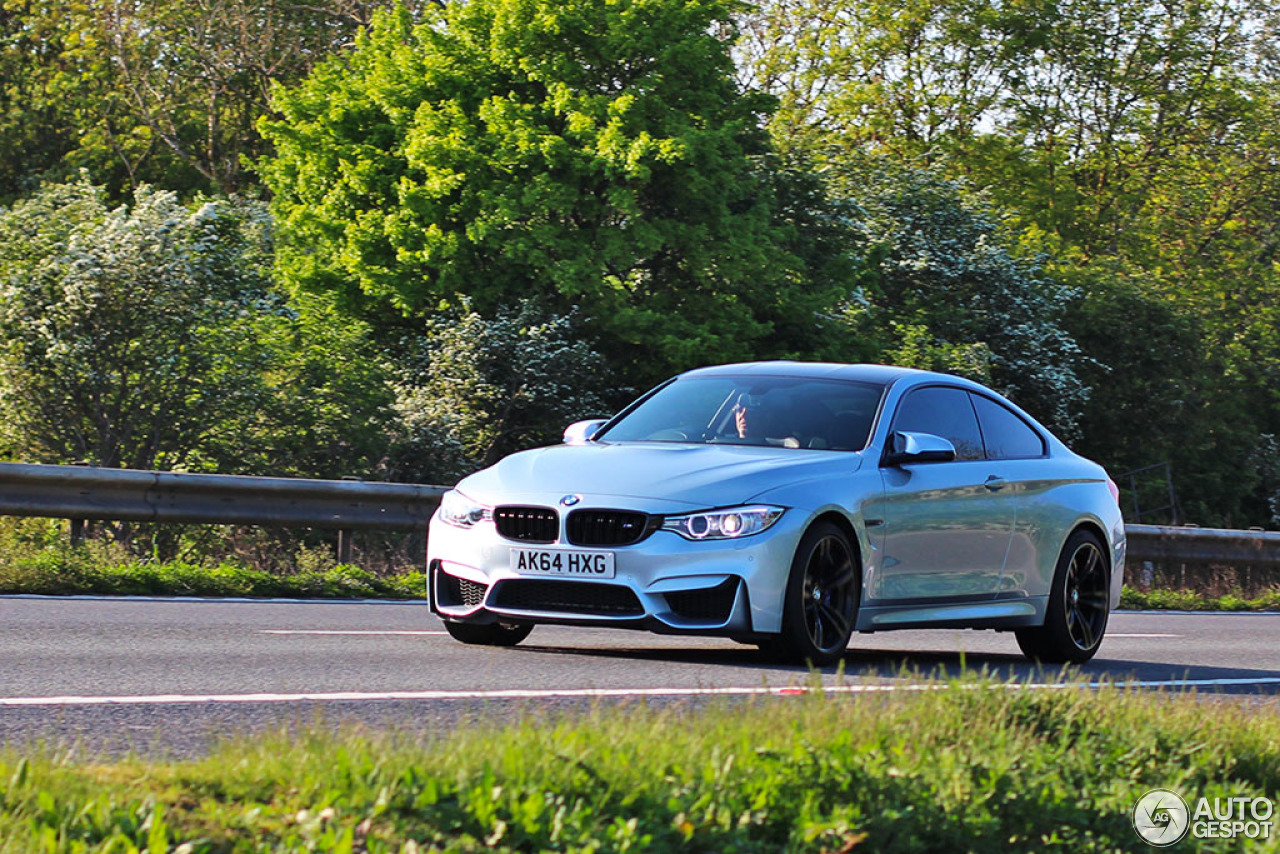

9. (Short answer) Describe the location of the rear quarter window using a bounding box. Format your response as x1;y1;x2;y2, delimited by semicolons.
972;394;1046;459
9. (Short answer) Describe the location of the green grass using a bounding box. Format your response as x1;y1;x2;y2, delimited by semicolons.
1120;586;1280;611
0;545;424;600
1;677;1278;852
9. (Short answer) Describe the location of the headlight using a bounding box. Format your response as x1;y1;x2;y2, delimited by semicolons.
437;490;491;529
661;506;785;540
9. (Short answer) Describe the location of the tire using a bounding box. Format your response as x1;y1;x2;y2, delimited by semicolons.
443;619;533;647
1016;529;1110;664
766;521;860;667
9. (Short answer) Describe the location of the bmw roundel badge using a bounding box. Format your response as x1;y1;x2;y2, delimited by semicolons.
560;494;582;506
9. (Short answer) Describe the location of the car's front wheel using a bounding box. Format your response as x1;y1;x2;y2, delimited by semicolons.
1016;529;1110;664
765;521;860;667
442;619;533;647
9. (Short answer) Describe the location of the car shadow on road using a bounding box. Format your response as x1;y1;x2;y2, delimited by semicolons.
511;642;1280;695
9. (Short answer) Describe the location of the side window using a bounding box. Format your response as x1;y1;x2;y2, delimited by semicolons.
972;394;1046;459
892;386;984;461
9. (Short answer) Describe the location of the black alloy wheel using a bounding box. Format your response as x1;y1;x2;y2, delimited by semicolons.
766;521;860;667
443;619;533;647
1016;529;1110;664
1062;539;1109;651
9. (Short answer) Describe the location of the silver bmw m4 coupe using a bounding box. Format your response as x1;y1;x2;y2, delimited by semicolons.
427;362;1125;665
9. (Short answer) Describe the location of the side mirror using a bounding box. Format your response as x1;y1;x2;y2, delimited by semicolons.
884;431;957;466
563;419;608;445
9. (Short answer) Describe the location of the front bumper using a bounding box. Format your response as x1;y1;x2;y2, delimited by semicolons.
426;503;807;636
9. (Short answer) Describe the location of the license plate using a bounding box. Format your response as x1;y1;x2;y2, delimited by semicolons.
510;547;615;579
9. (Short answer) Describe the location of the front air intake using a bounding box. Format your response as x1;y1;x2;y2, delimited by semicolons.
435;568;488;609
664;579;739;623
490;579;643;616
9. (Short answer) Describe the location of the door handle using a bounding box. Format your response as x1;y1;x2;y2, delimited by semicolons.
984;475;1006;492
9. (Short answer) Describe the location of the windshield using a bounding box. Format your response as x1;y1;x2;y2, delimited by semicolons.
598;376;885;451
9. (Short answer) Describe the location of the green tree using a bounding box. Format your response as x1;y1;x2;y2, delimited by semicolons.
738;0;1026;157
0;0;123;200
742;0;1280;524
835;165;1088;437
260;0;854;384
0;179;272;469
0;0;430;201
1064;276;1261;525
246;292;397;480
0;178;392;477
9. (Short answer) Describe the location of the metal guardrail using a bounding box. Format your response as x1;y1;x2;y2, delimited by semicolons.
0;462;446;530
0;462;447;561
1125;523;1280;596
1126;524;1280;567
0;462;1277;588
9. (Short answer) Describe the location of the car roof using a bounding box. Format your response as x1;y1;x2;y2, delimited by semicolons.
680;361;926;386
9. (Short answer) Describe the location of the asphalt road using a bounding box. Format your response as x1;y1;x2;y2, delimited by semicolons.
2;596;1278;757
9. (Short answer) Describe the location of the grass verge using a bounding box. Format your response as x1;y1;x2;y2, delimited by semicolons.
1;677;1277;852
1120;586;1280;611
0;546;424;599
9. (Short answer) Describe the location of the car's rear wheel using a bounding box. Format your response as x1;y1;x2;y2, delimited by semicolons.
1016;529;1110;664
443;619;533;647
765;521;859;667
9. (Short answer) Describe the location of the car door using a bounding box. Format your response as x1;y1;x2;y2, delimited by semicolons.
872;386;1016;601
969;392;1051;597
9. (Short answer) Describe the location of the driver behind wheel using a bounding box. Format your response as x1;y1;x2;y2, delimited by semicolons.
733;392;800;447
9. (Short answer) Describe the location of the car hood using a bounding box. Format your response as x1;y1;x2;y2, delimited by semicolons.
456;442;862;510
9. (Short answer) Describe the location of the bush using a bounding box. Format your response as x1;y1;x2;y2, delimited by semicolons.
387;300;612;483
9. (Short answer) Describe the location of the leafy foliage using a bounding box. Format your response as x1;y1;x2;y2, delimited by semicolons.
0;0;437;200
260;0;854;383
250;292;397;480
741;0;1280;523
1064;275;1265;524
0;178;392;479
3;681;1280;849
387;300;612;483
0;179;277;470
837;165;1088;437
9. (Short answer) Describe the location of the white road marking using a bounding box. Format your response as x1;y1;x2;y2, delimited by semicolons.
1107;633;1182;638
260;630;448;636
4;677;1280;707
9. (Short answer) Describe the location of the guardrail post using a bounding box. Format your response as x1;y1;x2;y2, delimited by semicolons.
69;460;90;546
336;476;361;565
337;529;354;565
